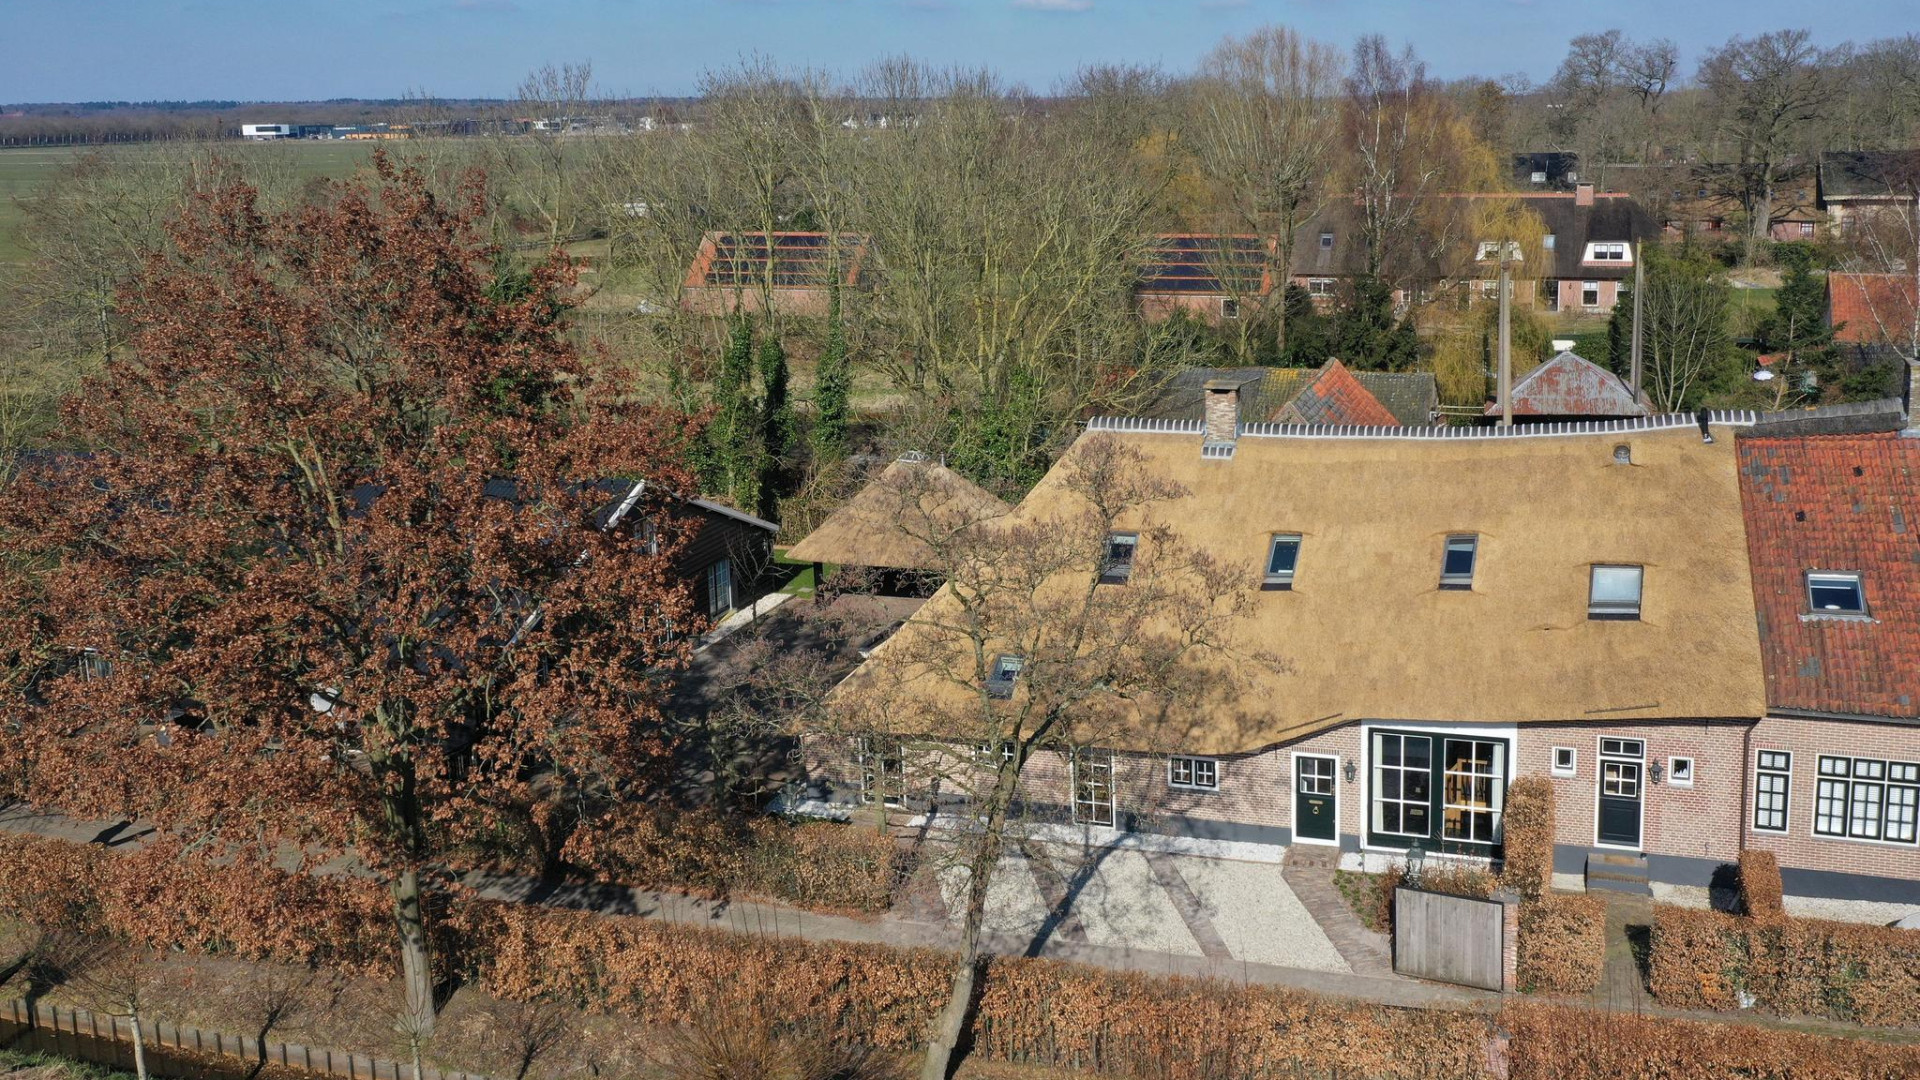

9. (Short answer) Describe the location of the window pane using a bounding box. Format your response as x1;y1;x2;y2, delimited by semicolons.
1816;778;1849;836
1886;786;1918;844
1404;737;1431;770
1591;566;1643;604
1808;574;1864;613
1268;535;1301;577
1442;536;1477;580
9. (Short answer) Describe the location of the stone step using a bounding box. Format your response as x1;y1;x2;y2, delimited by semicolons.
1586;875;1653;897
1285;844;1340;871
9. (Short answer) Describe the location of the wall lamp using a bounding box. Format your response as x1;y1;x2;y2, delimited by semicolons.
1649;761;1665;785
1343;760;1358;783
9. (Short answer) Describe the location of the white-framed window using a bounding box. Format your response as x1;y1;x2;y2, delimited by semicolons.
1542;233;1556;251
985;654;1023;699
1477;240;1522;262
1799;222;1815;238
705;558;733;617
1220;297;1240;320
1265;533;1302;589
1667;756;1695;787
1073;748;1115;826
1551;746;1577;777
858;735;905;806
1372;732;1433;838
1754;750;1792;834
1584;242;1630;262
1307;277;1337;297
1581;281;1602;307
1589;565;1643;620
1168;755;1219;791
1440;534;1477;589
1100;532;1138;585
1815;755;1920;844
976;740;1016;764
1601;737;1645;758
1441;738;1506;845
1530;170;1548;185
1807;571;1866;615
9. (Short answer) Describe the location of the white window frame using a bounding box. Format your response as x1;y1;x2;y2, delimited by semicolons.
1371;731;1434;840
1100;531;1138;585
1551;746;1577;778
857;735;906;807
1477;240;1522;262
1441;738;1506;846
1219;297;1240;320
1583;242;1631;263
1440;534;1477;590
1581;281;1602;307
1072;749;1116;827
1307;277;1337;297
1168;755;1220;791
1265;533;1302;589
1666;756;1695;788
1542;233;1556;251
1588;564;1643;620
1753;750;1792;835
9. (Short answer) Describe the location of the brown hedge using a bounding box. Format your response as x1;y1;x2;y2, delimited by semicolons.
1650;904;1920;1026
1739;848;1786;920
560;806;898;913
1516;894;1605;995
1503;1003;1920;1080
1502;776;1555;902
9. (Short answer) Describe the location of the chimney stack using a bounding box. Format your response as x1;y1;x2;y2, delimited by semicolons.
1202;378;1241;446
1575;182;1595;207
1905;359;1920;436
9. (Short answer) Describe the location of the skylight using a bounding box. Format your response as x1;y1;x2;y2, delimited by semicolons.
1807;572;1866;615
1441;535;1477;589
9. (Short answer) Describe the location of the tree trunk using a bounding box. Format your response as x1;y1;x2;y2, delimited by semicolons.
393;866;436;1037
130;1012;150;1080
919;759;1020;1080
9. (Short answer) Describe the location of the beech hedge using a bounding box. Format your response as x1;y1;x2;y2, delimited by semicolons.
1739;849;1786;920
1516;894;1606;995
1503;1003;1920;1079
1501;777;1555;902
1650;904;1920;1026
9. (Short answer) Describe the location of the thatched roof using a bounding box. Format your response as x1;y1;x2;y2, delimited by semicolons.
833;423;1766;754
786;457;1009;570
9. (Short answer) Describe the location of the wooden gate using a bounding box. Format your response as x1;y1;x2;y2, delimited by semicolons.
1392;886;1505;991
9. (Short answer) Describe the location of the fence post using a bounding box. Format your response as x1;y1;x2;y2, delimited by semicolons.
1495;888;1522;994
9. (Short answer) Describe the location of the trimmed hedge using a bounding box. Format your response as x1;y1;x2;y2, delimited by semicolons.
1650;904;1920;1026
561;806;899;914
1502;776;1555;901
1516;894;1606;995
1739;849;1786;920
1504;1003;1920;1080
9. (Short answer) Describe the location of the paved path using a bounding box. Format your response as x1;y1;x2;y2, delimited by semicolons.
1282;859;1396;978
1599;891;1655;1012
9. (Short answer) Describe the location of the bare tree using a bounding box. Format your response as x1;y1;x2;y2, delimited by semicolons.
63;938;159;1080
1187;26;1343;358
1698;30;1834;261
822;437;1271;1080
494;61;601;248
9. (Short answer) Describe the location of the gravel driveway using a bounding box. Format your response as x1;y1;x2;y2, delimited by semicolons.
937;842;1349;973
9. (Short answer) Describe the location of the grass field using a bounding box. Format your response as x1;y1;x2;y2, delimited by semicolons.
0;140;389;265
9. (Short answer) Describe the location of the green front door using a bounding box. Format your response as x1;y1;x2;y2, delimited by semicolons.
1295;755;1338;843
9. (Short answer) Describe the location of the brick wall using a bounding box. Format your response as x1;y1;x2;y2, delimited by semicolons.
1520;720;1749;866
1742;714;1920;886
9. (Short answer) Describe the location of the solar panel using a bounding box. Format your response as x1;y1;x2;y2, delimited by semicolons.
701;233;863;288
1139;236;1270;294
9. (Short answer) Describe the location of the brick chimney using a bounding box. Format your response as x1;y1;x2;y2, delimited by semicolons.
1203;378;1241;445
1575;182;1596;207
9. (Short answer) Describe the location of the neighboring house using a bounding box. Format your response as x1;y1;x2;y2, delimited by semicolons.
1818;150;1920;231
1269;359;1402;426
1660;163;1822;242
1286;185;1657;315
1133;235;1276;325
1141;366;1438;427
786;455;1009;591
680;232;869;317
1738;423;1920;900
1828;272;1920;349
802;376;1920;903
1483;350;1651;423
1513;152;1581;191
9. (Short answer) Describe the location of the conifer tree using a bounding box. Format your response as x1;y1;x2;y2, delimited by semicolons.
711;315;762;514
813;288;852;461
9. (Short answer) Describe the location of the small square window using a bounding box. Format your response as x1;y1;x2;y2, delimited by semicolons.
1320;231;1335;250
1169;755;1219;790
1668;756;1695;787
1581;281;1601;307
1530;170;1548;184
1552;746;1577;777
1440;534;1477;589
1543;233;1556;251
1807;572;1865;615
1613;444;1632;465
1264;533;1302;590
1220;298;1240;319
1589;564;1642;620
1307;277;1337;297
1100;532;1138;585
986;654;1023;698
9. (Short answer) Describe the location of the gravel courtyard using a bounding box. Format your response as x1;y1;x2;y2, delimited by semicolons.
936;843;1351;973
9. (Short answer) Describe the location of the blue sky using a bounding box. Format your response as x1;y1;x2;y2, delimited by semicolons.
6;1;1905;103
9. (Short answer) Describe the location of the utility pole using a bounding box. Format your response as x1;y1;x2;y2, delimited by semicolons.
1630;256;1645;403
1498;255;1513;427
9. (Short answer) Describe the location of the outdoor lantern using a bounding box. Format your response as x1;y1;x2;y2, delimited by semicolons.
1407;842;1426;880
1343;759;1358;783
1649;761;1665;785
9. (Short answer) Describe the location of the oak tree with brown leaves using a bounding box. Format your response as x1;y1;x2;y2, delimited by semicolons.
0;155;702;1035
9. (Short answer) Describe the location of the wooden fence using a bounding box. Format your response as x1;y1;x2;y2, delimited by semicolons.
1392;888;1509;992
0;999;491;1080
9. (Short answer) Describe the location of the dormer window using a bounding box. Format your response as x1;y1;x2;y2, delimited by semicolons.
1440;534;1478;590
986;654;1024;698
1319;231;1335;250
1807;572;1866;616
1100;532;1138;585
1477;241;1522;262
1584;242;1630;263
1265;533;1302;590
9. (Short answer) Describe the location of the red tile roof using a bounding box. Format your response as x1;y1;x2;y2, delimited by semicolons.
1271;359;1401;426
1828;272;1918;345
1738;432;1920;720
